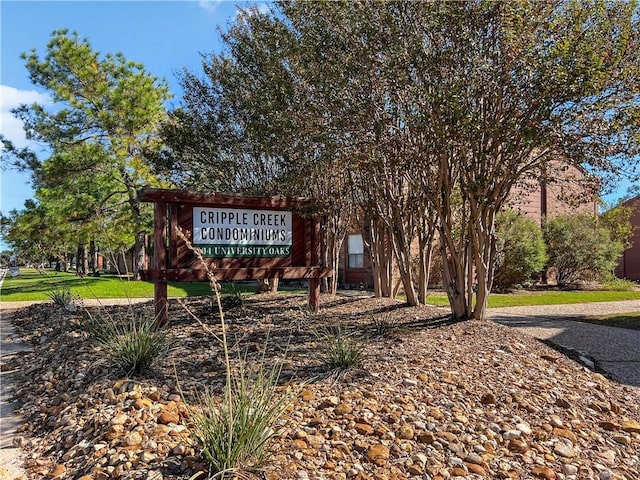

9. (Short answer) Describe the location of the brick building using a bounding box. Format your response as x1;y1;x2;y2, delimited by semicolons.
340;165;598;288
615;194;640;281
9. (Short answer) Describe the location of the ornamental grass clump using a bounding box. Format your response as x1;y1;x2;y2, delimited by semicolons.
219;282;245;311
47;283;79;310
189;360;294;478
316;324;366;372
370;312;400;337
88;309;171;376
176;227;297;478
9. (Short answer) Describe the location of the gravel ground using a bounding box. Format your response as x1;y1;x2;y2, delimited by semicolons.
1;295;639;480
489;301;640;388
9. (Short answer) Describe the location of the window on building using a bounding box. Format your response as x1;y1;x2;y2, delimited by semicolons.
348;234;364;269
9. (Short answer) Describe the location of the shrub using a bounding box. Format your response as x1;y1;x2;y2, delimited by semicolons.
88;310;171;375
370;312;400;337
219;283;245;311
544;214;624;286
189;361;294;478
47;284;79;310
493;210;547;291
600;275;637;292
316;325;366;372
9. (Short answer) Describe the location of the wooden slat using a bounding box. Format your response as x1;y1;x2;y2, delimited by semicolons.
141;267;334;282
140;188;311;209
169;203;178;269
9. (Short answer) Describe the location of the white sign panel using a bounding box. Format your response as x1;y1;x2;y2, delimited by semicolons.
193;207;293;258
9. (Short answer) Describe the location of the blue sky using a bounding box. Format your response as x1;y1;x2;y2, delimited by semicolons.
0;0;267;243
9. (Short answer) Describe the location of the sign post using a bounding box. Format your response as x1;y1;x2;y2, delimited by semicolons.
140;188;332;325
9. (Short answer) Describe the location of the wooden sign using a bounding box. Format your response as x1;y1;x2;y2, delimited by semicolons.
140;188;333;325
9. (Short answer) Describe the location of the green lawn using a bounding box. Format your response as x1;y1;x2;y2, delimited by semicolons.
0;268;250;302
426;289;640;308
3;268;640;307
578;312;640;331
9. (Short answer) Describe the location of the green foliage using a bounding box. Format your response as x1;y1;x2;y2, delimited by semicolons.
370;312;400;337
219;283;246;311
88;309;171;376
5;29;171;277
600;201;637;249
580;312;640;331
544;215;624;285
426;289;640;308
46;283;79;309
0;268;215;302
188;361;294;477
316;325;366;372
176;229;296;478
493;210;547;291
164;0;639;321
600;275;637;292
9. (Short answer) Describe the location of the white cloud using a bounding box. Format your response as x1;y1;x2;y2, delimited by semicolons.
0;85;51;149
198;1;271;18
0;85;50;110
198;0;223;13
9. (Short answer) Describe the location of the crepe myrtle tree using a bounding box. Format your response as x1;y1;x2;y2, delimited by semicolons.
281;0;639;318
391;0;639;319
7;30;170;279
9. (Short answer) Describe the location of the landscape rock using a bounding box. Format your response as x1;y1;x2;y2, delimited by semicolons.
2;296;639;480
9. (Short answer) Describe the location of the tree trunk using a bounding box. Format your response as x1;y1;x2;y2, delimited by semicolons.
120;166;146;280
89;240;99;276
76;244;88;277
417;235;434;305
133;232;146;281
470;205;497;320
439;225;472;320
363;215;393;298
257;278;279;293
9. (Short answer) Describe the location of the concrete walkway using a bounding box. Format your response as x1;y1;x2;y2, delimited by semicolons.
0;308;30;479
488;300;640;388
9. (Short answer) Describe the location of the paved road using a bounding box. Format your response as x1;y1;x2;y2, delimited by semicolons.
488;300;640;388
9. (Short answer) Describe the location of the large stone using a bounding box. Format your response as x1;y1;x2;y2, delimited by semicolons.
398;424;415;440
158;411;179;425
366;444;390;466
355;423;374;435
125;431;143;446
466;463;487;476
418;431;435;444
553;442;577;458
508;439;528;453
532;466;556;479
334;402;353;416
49;464;66;478
553;427;577;444
480;392;497;404
621;419;640;433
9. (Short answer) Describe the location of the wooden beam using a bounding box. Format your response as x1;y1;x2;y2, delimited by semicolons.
309;217;322;312
140;188;312;209
141;266;333;282
153;202;168;326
